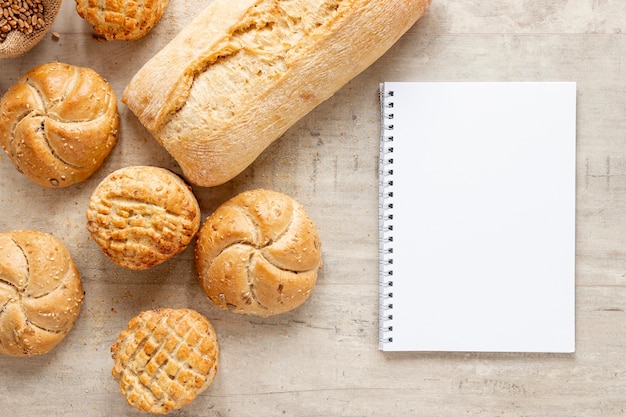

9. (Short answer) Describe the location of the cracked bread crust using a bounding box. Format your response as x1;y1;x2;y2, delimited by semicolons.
122;0;432;186
86;166;201;270
195;189;322;317
0;62;118;188
0;230;84;356
75;0;170;41
110;308;219;414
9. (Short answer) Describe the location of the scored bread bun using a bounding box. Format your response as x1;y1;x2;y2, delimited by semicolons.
0;230;84;356
111;308;219;414
0;62;118;188
75;0;170;41
195;189;322;317
86;166;201;270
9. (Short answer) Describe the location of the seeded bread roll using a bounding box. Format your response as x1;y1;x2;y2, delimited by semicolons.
122;0;432;187
0;62;118;188
111;308;219;414
86;166;201;270
0;230;84;356
75;0;170;41
195;189;322;317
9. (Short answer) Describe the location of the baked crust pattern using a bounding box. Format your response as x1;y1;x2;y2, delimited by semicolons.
195;189;322;317
86;166;201;270
0;230;84;356
111;308;219;414
75;0;170;40
0;62;118;188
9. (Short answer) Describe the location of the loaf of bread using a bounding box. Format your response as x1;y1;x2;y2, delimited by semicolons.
75;0;170;41
0;230;84;356
195;189;322;317
111;308;219;414
122;0;432;187
0;62;118;188
86;166;201;270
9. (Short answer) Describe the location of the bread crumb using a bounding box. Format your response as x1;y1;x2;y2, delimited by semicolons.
51;32;60;40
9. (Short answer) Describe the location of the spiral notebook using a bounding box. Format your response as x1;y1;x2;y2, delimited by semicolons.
378;82;576;353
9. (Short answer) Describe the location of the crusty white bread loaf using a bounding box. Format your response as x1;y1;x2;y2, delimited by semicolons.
195;189;322;317
0;62;118;188
0;230;84;356
122;0;432;187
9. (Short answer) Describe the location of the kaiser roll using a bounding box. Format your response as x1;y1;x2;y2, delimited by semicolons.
0;62;119;188
195;189;322;317
0;230;84;356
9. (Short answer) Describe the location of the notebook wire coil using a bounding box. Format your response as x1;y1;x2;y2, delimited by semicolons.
378;85;395;349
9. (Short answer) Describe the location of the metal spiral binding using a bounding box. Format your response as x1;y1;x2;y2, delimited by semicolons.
378;85;395;349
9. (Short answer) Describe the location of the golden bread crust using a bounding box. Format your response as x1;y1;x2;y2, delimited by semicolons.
0;230;84;356
111;308;219;414
75;0;170;41
0;62;119;188
122;0;432;186
86;166;201;270
195;189;322;317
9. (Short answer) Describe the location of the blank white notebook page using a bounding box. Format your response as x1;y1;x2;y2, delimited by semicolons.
379;82;576;353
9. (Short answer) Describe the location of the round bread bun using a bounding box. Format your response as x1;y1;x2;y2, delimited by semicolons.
0;230;84;356
195;189;322;317
75;0;170;41
111;308;219;414
86;166;201;270
0;62;119;188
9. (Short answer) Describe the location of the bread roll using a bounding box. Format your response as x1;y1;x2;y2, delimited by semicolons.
0;62;118;188
195;189;322;317
122;0;432;187
0;230;84;356
75;0;170;41
111;308;219;414
86;166;201;270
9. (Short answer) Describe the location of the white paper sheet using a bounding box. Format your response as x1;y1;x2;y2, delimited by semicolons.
379;82;576;353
